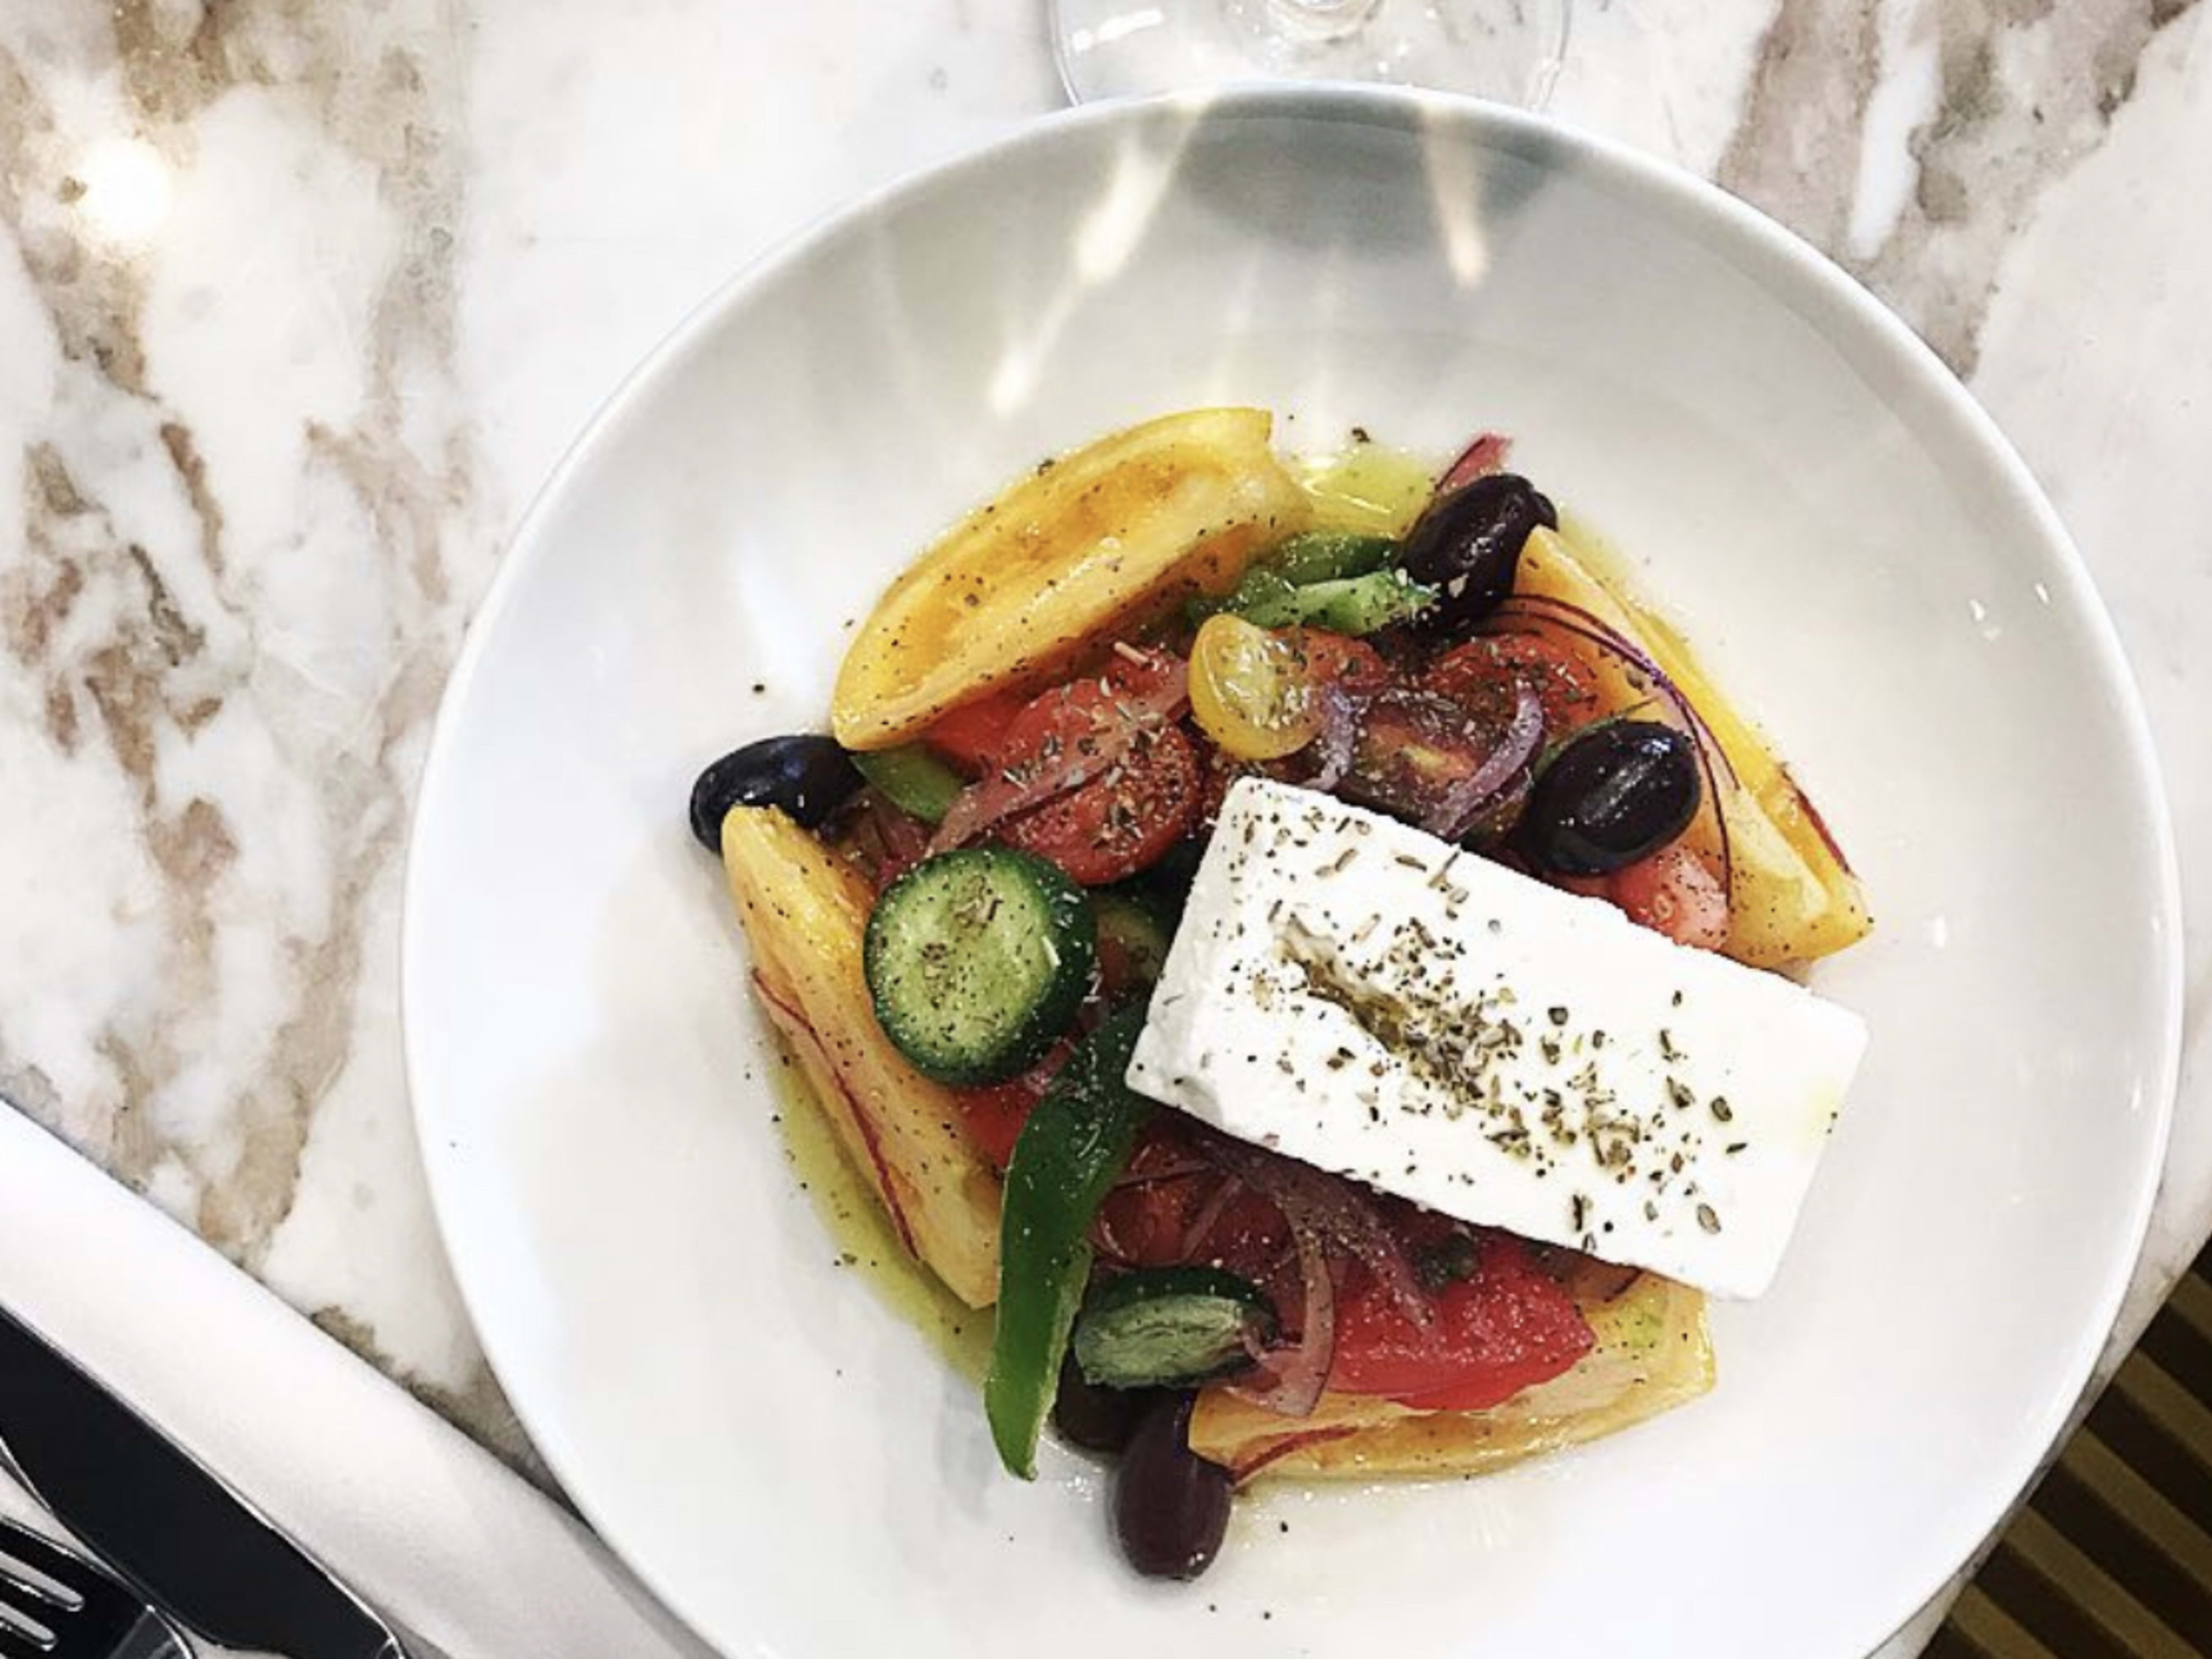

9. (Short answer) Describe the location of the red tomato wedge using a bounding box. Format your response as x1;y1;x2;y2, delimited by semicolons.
1607;843;1730;951
1096;1126;1593;1413
1330;1229;1594;1411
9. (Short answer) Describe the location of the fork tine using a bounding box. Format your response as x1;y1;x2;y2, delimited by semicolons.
0;1522;93;1607
0;1554;68;1615
0;1518;162;1659
0;1522;66;1659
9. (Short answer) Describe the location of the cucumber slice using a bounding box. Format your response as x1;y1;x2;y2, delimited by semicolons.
849;743;964;823
1092;891;1175;993
1072;1266;1278;1389
864;849;1096;1086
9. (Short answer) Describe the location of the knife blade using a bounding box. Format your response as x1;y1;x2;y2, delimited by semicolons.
0;1302;404;1658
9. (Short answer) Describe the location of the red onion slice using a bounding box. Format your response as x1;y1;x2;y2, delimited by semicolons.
1175;1172;1246;1263
1229;1222;1337;1418
1438;431;1512;493
874;797;930;865
1302;683;1363;793
1203;1136;1431;1331
847;793;932;889
1107;1155;1214;1193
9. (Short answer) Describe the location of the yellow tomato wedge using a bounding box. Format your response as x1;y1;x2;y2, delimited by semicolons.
720;805;1002;1308
832;408;1310;751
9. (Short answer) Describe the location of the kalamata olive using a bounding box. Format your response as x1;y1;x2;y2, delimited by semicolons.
1052;1350;1154;1455
1399;472;1558;638
1112;1393;1232;1581
1517;719;1702;876
687;735;863;850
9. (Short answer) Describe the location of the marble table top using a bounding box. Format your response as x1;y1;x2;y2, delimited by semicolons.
0;0;2205;1643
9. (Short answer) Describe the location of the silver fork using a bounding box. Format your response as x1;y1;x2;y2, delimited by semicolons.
0;1518;188;1659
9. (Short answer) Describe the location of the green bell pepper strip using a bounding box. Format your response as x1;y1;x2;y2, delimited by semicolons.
1264;569;1434;635
848;743;964;824
984;1003;1156;1479
1183;533;1397;629
1184;567;1293;628
1226;567;1434;634
1260;529;1399;586
1188;566;1434;637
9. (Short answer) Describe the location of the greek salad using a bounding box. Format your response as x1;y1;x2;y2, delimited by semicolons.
691;408;1871;1581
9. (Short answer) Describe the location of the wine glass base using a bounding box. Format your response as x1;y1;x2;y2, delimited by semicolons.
1052;0;1570;108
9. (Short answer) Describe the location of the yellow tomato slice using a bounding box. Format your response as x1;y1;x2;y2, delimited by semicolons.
1188;613;1322;762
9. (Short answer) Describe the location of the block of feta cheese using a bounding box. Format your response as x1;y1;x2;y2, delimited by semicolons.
1126;778;1868;1299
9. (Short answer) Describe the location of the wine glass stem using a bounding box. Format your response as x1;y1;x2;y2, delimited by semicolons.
1256;0;1386;46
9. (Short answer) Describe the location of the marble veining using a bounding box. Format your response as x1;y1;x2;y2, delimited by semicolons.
1718;0;2200;373
0;0;2206;1519
0;0;504;1426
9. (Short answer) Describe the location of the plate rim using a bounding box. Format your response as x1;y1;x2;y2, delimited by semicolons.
400;82;2186;1657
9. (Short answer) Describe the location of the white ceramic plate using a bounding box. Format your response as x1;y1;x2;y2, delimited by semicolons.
403;89;2182;1659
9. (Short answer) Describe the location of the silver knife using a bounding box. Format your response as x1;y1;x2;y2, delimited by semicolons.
0;1303;411;1658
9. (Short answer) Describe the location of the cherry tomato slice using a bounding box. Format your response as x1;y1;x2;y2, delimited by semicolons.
937;651;1198;884
998;722;1200;885
995;650;1186;768
1190;615;1321;762
1425;632;1602;740
1338;688;1507;825
1286;628;1393;698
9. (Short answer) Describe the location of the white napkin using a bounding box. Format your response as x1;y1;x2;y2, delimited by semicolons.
0;1103;713;1658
